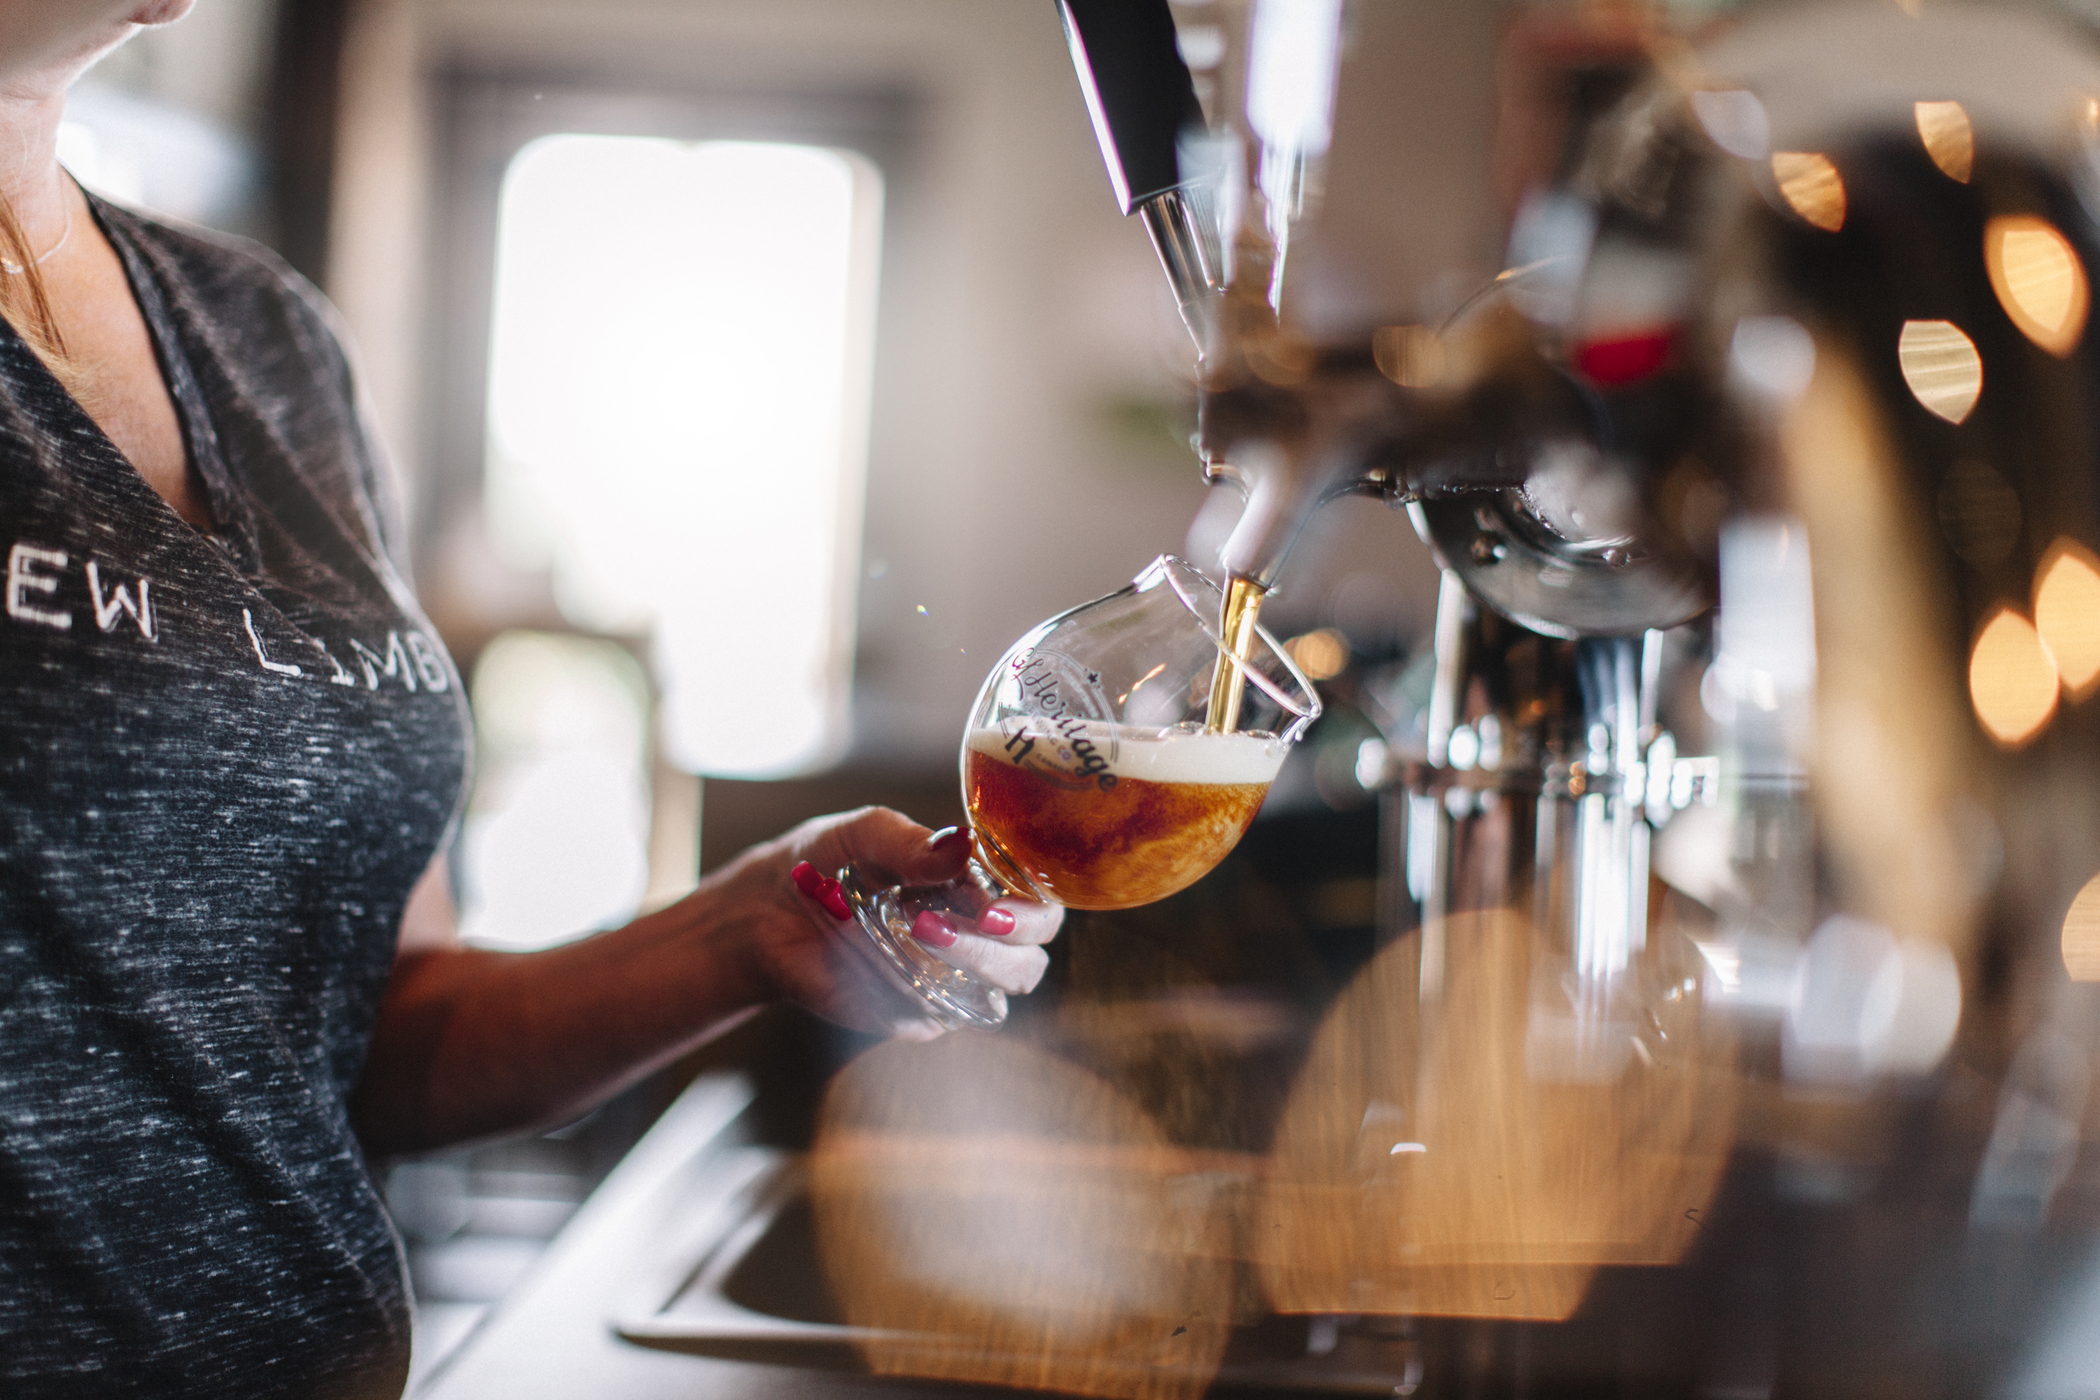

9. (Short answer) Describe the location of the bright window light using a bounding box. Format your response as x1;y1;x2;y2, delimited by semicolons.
485;134;881;777
459;632;653;949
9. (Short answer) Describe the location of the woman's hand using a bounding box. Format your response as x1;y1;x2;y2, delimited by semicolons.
706;806;1062;1038
359;807;1059;1154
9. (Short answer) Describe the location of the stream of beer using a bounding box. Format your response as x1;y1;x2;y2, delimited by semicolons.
1205;573;1268;733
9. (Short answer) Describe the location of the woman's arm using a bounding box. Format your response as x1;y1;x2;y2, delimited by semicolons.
350;808;1059;1156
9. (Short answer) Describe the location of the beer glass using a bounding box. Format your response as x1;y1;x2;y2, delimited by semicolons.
838;555;1321;1029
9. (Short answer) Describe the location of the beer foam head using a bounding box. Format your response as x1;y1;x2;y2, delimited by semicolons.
967;722;1289;786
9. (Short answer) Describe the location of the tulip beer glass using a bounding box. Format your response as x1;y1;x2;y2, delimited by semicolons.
838;555;1321;1029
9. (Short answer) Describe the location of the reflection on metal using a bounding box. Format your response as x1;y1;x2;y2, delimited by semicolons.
1898;319;1984;423
1780;342;1981;963
1370;324;1445;387
1970;606;2060;747
1054;0;2100;1382
2035;539;2100;697
1702;517;1820;1010
1260;910;1737;1322
1915;100;1974;183
1771;151;1847;231
2062;873;2100;982
1971;1030;2090;1228
1986;215;2090;357
1257;576;1733;1321
810;1033;1232;1399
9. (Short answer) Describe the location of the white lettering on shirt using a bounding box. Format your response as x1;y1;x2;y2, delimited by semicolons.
351;632;417;692
405;631;451;692
6;543;70;630
242;608;303;676
309;638;357;686
85;562;155;641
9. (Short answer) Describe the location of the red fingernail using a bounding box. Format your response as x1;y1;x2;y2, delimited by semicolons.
818;880;852;921
979;907;1016;937
790;862;823;897
911;911;959;948
927;826;970;857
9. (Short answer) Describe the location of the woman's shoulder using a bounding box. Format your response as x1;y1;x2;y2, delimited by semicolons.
90;199;412;572
92;198;354;385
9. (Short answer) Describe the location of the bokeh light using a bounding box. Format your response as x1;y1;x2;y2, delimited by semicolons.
1986;215;2089;357
812;1033;1231;1399
1969;605;2059;747
1772;151;1846;231
1690;88;1770;160
1372;324;1446;387
2063;873;2100;981
1914;100;1973;183
2035;539;2100;697
1259;910;1736;1322
1898;319;1983;423
1286;628;1349;681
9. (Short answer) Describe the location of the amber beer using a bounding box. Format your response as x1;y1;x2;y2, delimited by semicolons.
962;723;1288;910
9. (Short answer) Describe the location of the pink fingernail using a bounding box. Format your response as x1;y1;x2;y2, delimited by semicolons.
790;862;823;898
817;879;852;921
911;911;959;948
927;826;971;857
978;907;1016;937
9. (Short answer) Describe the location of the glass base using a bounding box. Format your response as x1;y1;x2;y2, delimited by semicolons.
836;862;1009;1030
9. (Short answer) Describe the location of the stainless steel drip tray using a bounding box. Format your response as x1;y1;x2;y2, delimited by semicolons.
611;1153;872;1370
610;1152;1419;1395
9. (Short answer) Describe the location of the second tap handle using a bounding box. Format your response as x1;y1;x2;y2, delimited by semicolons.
1057;0;1204;214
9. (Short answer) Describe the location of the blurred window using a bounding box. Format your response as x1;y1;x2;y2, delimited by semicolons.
459;632;653;949
483;134;882;777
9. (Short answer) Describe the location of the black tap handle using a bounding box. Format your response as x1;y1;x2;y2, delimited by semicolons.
1057;0;1206;215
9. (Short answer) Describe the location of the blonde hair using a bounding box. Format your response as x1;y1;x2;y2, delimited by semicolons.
0;190;81;396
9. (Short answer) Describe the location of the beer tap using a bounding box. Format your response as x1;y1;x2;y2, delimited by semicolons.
1056;0;1712;625
1056;0;1719;1081
1043;0;2100;1381
1060;0;1369;727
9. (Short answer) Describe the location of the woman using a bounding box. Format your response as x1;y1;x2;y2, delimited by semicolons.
0;3;1060;1394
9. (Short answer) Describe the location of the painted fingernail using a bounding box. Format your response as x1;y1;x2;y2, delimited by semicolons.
978;907;1016;937
790;861;823;898
911;911;959;948
927;826;971;857
817;879;852;921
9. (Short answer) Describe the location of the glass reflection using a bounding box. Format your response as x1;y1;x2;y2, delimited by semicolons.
1914;100;1973;183
1772;151;1846;231
1969;606;2059;747
2063;873;2100;982
811;1033;1232;1399
1259;910;1736;1323
2035;540;2100;697
1898;319;1984;423
1985;215;2089;357
1372;324;1446;387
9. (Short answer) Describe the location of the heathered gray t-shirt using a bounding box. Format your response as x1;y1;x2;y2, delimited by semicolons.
0;198;469;1396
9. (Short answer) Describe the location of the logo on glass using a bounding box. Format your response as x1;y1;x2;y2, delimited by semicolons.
1000;649;1120;791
